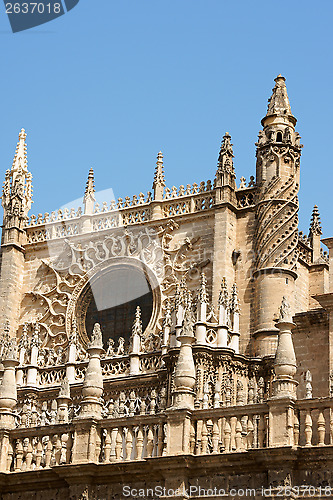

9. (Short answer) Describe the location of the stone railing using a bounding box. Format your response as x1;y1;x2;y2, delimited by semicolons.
294;398;333;447
24;181;216;244
99;414;166;462
3;398;333;473
191;404;268;454
9;423;73;472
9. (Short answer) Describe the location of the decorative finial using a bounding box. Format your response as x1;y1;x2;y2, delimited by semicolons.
230;283;240;313
198;272;208;304
84;168;95;197
163;299;172;328
181;306;195;338
309;205;322;236
266;75;292;118
218;277;228;307
132;306;142;337
89;323;103;349
278;296;292;323
59;377;71;399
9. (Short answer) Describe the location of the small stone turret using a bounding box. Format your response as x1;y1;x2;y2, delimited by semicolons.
215;132;236;204
1;128;33;244
309;205;322;263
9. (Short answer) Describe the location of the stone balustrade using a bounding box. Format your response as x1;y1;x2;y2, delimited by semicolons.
9;424;73;472
191;404;268;454
294;398;333;447
100;415;166;462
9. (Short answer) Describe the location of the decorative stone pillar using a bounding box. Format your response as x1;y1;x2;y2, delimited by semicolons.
81;168;95;233
217;278;228;347
0;339;19;472
66;319;78;384
172;307;196;410
26;323;40;387
79;323;104;419
129;306;142;375
162;299;172;355
272;297;298;399
229;283;240;353
268;297;298;448
57;377;71;423
195;273;208;345
16;323;29;387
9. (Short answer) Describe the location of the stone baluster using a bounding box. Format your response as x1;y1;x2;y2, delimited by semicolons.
212;419;219;453
247;417;254;449
136;427;144;460
195;273;208;344
104;431;111;463
125;427;133;460
115;429;122;461
304;410;313;446
129;306;142;375
36;440;43;469
201;420;208;454
223;418;231;452
195;419;202;455
146;427;154;458
317;411;326;446
258;415;266;448
293;412;300;447
217;278;229;347
235;419;243;451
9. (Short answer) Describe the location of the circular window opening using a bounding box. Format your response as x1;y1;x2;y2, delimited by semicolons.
84;266;153;347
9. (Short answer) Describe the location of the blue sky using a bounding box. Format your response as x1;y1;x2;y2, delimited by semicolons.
0;0;332;239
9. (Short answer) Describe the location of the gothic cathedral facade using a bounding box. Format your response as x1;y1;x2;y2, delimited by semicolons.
0;76;332;498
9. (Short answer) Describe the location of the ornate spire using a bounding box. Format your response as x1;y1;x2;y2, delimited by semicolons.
1;129;33;234
83;168;96;214
215;132;236;197
266;75;293;118
152;151;165;201
309;205;322;237
217;133;235;175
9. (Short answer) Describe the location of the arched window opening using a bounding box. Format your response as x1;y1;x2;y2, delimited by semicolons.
84;266;153;347
276;132;283;142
